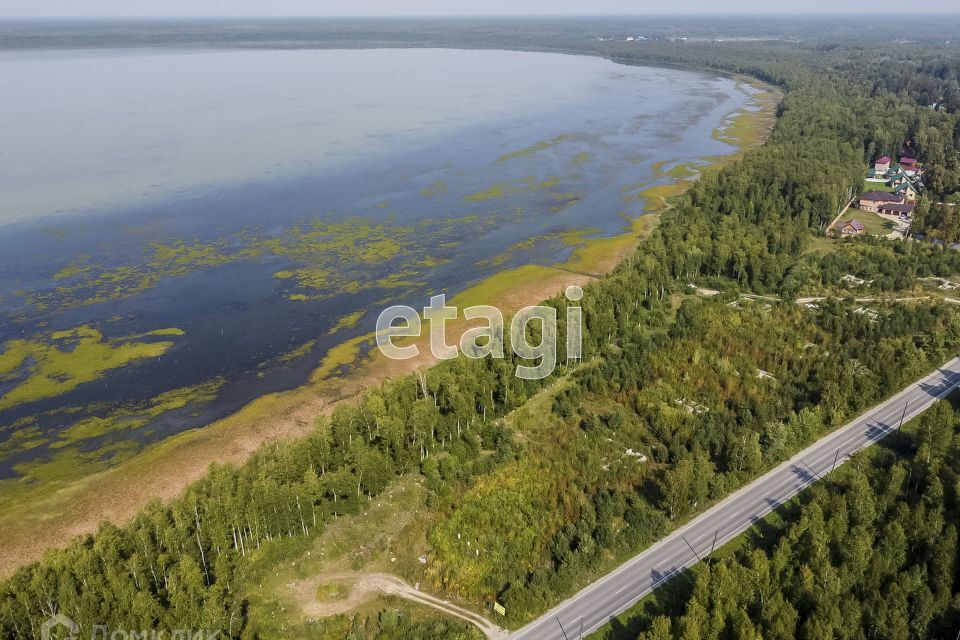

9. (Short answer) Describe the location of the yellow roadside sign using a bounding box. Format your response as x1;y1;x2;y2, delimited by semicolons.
493;603;506;616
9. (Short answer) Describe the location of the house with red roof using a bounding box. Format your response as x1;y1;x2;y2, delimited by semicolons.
899;157;921;173
874;156;892;174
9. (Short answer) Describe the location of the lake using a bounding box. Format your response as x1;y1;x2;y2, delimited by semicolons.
0;47;753;480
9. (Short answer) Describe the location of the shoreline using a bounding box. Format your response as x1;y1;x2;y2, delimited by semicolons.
0;64;780;578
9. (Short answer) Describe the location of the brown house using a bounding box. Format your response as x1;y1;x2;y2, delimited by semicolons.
874;156;892;174
858;190;905;213
840;219;866;236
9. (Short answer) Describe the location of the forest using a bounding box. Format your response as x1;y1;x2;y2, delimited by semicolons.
3;16;960;640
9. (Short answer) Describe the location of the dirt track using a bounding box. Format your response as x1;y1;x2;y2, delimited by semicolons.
289;572;508;639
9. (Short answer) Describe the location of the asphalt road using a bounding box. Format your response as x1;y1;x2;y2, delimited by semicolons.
509;356;960;640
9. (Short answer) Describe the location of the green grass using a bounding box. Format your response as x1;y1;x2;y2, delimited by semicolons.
803;234;841;255
834;210;894;237
863;178;893;192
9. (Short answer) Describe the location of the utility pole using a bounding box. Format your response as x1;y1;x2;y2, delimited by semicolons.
831;448;840;474
555;617;570;640
682;536;703;563
708;530;719;565
800;459;822;481
897;400;909;431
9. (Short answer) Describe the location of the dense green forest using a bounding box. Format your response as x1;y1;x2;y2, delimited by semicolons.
3;17;960;640
618;400;960;640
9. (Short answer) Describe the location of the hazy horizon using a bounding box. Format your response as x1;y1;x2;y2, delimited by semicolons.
2;0;959;19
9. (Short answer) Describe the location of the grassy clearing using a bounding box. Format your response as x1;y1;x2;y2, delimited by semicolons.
834;210;894;236
244;475;450;633
863;178;893;192
803;234;841;256
316;583;351;602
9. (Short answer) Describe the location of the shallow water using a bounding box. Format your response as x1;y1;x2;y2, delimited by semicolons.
0;47;750;479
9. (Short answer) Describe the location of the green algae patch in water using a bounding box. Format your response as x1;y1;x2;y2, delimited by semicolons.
497;134;576;163
51;378;224;448
0;325;182;412
465;183;508;203
420;179;449;198
329;311;367;335
571;151;591;165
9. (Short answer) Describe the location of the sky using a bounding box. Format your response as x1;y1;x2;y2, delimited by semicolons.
2;0;958;18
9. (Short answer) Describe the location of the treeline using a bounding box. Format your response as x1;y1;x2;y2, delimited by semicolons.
912;196;960;244
304;611;482;640
627;400;960;640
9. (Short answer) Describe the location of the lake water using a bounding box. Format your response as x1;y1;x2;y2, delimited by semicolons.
0;47;751;479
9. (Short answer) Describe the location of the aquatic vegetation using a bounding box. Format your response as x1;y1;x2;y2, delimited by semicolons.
571;151;591;165
21;215;491;311
420;179;449;197
0;426;48;464
712;83;780;149
465;183;507;203
310;334;371;382
51;258;92;282
518;175;561;191
54;379;222;447
328;311;366;335
464;176;564;204
497;134;576;163
448;264;565;310
640;183;691;213
274;267;331;290
651;160;700;181
278;341;317;365
476;231;584;269
0;325;181;411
